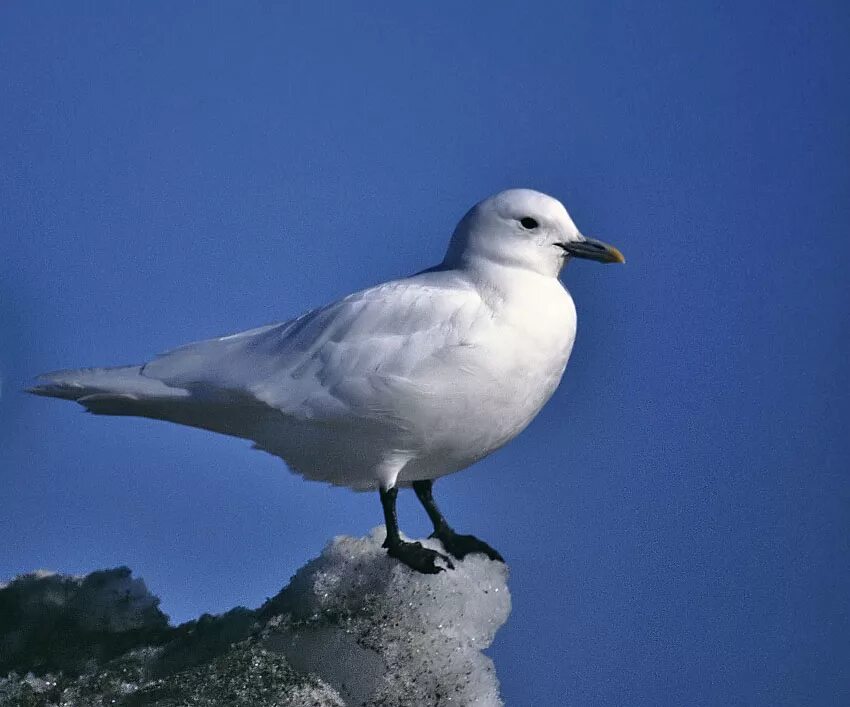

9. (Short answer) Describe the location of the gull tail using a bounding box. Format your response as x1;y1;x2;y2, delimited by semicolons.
27;365;280;444
27;365;189;416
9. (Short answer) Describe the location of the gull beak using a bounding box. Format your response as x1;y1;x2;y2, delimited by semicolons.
560;237;625;264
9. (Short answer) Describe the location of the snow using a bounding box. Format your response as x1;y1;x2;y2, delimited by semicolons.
265;528;511;706
0;527;510;706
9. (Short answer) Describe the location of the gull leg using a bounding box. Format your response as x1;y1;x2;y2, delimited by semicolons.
379;485;453;574
412;480;504;562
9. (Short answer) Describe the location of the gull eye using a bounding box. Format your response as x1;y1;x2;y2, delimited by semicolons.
519;217;539;230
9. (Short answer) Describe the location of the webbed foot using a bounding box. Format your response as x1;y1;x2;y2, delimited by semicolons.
383;538;454;574
433;529;504;562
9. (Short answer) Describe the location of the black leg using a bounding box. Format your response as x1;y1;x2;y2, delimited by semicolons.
412;480;504;562
379;485;453;574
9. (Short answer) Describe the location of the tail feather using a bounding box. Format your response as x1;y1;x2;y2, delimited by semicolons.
27;365;189;408
27;365;275;442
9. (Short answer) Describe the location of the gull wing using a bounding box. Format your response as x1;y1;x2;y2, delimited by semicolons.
140;271;489;425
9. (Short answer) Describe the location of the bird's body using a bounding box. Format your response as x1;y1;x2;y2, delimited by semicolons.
30;188;623;572
33;262;576;490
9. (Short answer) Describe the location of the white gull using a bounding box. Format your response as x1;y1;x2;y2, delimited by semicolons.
29;189;624;573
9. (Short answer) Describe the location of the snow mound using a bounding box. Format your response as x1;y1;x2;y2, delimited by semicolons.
0;527;510;706
263;528;511;706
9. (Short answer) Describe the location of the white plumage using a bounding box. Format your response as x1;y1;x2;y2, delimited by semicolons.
30;188;623;570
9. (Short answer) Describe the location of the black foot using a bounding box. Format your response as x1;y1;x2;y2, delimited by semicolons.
383;539;454;574
433;529;504;562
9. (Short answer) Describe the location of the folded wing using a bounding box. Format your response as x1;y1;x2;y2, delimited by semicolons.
141;271;487;424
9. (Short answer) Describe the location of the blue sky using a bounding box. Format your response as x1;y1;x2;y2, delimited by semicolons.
2;2;848;705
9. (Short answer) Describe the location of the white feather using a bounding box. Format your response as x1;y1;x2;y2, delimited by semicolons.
31;189;584;490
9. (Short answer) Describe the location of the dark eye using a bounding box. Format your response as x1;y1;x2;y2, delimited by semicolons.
519;217;539;230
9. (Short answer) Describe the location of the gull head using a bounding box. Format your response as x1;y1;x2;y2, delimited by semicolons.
444;188;624;277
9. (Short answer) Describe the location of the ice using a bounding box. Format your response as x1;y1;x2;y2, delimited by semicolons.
0;566;169;675
264;528;511;706
0;528;510;706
